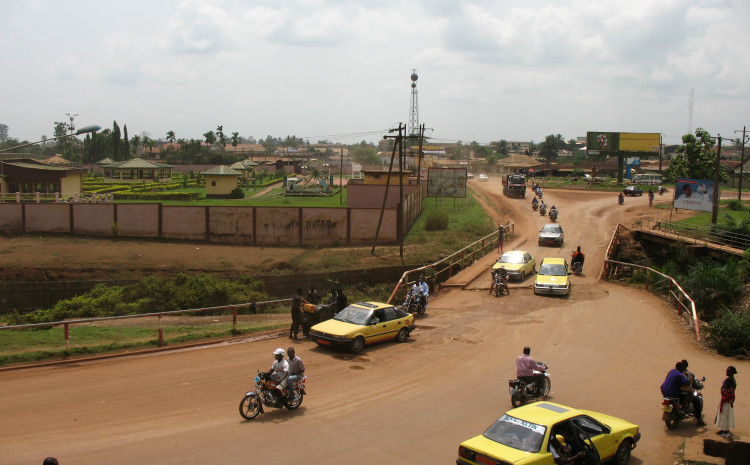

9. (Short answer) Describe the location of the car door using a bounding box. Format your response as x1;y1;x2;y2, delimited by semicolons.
571;416;613;460
524;252;535;274
366;307;395;343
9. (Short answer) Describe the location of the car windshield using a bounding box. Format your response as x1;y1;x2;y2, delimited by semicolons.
333;306;372;325
499;254;524;265
541;225;561;233
483;414;546;453
539;264;567;276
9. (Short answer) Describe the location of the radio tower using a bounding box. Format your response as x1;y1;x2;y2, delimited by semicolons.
408;69;419;136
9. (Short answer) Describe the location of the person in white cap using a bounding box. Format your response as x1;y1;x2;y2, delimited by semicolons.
268;348;289;390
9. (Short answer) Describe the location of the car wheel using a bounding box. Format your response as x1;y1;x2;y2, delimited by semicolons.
349;336;365;354
395;328;408;343
538;240;543;246
614;439;633;465
520;270;526;281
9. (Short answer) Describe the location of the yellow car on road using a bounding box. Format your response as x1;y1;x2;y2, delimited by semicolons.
309;302;415;354
493;250;536;282
457;402;641;465
534;257;570;296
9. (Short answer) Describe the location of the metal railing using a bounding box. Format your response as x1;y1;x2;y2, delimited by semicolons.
632;216;750;251
387;221;514;304
0;299;291;356
602;224;701;341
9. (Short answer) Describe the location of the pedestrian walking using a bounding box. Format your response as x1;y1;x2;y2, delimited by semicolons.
289;288;308;340
715;366;738;439
648;188;654;207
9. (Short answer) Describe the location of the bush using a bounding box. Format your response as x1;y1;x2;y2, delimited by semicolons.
230;187;245;199
425;211;449;231
706;310;750;356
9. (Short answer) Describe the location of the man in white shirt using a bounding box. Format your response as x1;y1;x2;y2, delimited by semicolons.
269;348;289;390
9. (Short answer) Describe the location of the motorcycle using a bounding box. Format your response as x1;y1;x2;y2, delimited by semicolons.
662;376;705;429
571;260;583;275
532;201;539;211
239;371;306;420
540;204;547;216
494;274;510;297
509;361;551;408
618;195;624;205
549;209;558;222
404;290;426;315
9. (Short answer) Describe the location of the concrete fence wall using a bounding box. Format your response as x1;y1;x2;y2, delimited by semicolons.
0;202;399;247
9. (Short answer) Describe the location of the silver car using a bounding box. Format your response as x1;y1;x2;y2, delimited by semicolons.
538;223;564;247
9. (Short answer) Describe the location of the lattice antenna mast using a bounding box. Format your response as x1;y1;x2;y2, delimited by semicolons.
408;70;419;136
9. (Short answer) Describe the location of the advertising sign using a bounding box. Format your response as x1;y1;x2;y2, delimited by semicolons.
427;167;467;198
586;132;660;153
674;178;716;213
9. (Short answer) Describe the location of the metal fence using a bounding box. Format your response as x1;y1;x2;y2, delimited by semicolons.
632;216;750;251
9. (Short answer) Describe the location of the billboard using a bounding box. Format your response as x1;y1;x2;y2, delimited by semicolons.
586;132;660;153
427;167;467;198
673;178;716;213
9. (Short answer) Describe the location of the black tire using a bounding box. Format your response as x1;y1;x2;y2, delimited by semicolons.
395;328;408;343
239;394;261;420
520;270;526;282
614;439;633;465
495;286;501;297
349;336;365;354
664;411;680;429
286;391;303;410
541;377;551;399
418;304;426;315
511;391;525;408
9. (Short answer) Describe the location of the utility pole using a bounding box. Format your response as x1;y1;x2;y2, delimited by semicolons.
735;126;747;201
372;124;403;256
711;135;723;225
416;124;425;185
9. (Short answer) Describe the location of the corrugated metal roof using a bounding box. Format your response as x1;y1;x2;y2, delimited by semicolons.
201;165;241;176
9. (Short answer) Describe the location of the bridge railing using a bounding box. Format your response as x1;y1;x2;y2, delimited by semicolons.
633;216;750;251
602;224;701;341
387;221;514;304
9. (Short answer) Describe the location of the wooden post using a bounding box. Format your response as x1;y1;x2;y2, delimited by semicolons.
158;314;164;346
233;306;238;333
64;323;70;355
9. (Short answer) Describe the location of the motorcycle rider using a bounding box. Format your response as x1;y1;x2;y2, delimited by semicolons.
618;192;624;205
549;205;558;219
286;347;305;401
517;346;545;397
571;246;585;269
660;360;705;426
411;279;425;310
539;200;547;214
531;197;539;209
419;276;429;309
648;188;654;206
269;348;290;391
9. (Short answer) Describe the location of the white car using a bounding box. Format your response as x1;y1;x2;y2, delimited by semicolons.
478;174;489;182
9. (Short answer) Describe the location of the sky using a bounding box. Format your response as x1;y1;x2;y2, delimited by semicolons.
1;0;749;147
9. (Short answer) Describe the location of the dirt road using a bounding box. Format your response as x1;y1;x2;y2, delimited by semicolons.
1;176;747;465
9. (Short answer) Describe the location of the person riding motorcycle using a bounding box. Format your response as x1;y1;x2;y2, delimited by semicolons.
419;277;429;309
532;197;539;209
516;346;545;397
539;200;547;214
660;360;705;426
286;347;305;401
571;246;585;268
268;348;290;391
618;192;624;204
549;205;558;218
411;279;425;310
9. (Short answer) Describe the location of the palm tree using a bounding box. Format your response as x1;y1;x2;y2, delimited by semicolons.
166;131;176;144
131;135;141;157
231;132;240;155
204;131;216;147
216;125;226;151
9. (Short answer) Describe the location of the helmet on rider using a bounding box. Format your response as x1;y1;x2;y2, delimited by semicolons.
273;348;285;356
577;246;581;252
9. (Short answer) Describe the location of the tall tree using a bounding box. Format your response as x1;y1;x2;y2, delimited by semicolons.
131;135;141;157
231;131;239;154
112;121;122;161
665;128;727;182
351;141;380;165
204;131;216;146
123;125;130;160
166;130;176;144
0;123;8;143
216;125;226;151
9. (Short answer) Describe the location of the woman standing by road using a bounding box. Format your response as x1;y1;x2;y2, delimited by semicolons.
715;366;737;438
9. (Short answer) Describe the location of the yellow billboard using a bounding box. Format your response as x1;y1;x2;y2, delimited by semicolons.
620;133;660;152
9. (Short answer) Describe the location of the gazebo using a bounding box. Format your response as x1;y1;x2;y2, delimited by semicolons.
101;158;173;182
228;159;259;180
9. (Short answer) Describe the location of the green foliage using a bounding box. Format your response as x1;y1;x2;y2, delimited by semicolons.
725;199;745;211
6;274;269;325
706;310;750;356
351;143;380;165
230;187;245;199
717;212;750;236
681;258;743;320
424;210;449;231
664;128;728;183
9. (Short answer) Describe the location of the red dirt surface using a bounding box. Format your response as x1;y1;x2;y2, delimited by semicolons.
1;177;747;465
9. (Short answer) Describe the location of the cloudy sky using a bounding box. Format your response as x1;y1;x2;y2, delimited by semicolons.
2;0;748;146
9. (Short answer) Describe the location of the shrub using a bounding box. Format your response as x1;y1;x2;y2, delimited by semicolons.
230;187;245;199
725;199;745;211
425;211;449;231
706;310;750;356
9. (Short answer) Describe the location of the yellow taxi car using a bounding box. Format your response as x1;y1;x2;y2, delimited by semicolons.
534;257;570;296
309;301;415;354
493;250;536;282
457;402;641;465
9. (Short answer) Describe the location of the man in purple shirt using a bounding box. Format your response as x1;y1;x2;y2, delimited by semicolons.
516;346;546;397
661;360;705;426
286;347;306;401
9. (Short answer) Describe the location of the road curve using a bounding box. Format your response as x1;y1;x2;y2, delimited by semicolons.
1;176;747;465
